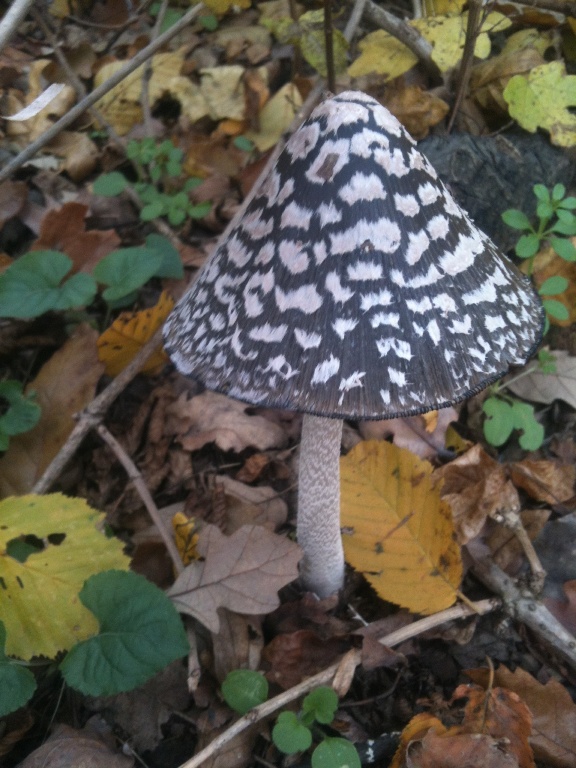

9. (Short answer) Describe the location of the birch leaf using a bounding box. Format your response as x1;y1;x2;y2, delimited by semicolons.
341;441;462;615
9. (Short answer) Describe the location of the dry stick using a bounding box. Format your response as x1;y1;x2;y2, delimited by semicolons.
95;424;184;574
363;0;440;79
31;327;165;495
323;0;336;94
471;556;576;668
0;0;35;54
176;599;498;768
0;3;204;185
525;0;576;13
447;0;483;133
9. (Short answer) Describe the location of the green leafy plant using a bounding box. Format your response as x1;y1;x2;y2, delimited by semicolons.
482;350;554;451
0;570;189;716
94;138;211;226
502;183;576;330
0;234;182;319
222;672;360;768
0;381;41;451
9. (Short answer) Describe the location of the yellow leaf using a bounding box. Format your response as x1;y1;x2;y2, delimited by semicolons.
245;83;303;151
200;65;246;121
504;61;576;146
203;0;251;14
97;291;174;378
341;441;462;614
172;512;199;565
0;493;130;659
348;30;417;80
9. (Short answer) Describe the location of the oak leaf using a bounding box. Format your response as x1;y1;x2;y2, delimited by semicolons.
340;440;462;615
507;350;576;409
167;524;302;632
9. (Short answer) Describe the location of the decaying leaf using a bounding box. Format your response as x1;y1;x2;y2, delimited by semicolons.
0;325;104;497
245;83;303;151
506;350;576;409
164;390;289;453
360;407;457;459
167;524;302;632
0;493;129;659
16;722;133;768
504;61;576;146
467;665;576;768
434;444;520;544
97;291;174;377
508;459;576;505
340;440;462;615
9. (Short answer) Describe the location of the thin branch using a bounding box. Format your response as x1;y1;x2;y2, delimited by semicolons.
447;0;483;132
0;0;34;55
363;0;440;79
176;599;497;768
96;424;184;574
324;0;335;93
32;327;165;495
0;3;204;184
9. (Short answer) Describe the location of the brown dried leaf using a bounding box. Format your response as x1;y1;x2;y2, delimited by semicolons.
263;629;350;689
17;723;132;768
406;730;521;768
544;580;576;636
434;444;520;544
383;85;450;139
508;459;576;505
0;180;27;227
467;665;576;768
0;325;103;496
215;475;288;533
165;391;289;452
507;350;576;409
360;408;457;459
167;524;301;632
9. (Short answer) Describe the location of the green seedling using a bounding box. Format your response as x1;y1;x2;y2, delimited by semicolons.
0;381;41;451
94;138;211;226
222;671;360;768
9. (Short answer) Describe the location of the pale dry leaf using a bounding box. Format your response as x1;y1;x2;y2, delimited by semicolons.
0;325;103;496
507;351;576;408
165;390;289;453
360;407;457;459
215;474;288;533
508;459;576;505
167;524;302;632
17;723;133;768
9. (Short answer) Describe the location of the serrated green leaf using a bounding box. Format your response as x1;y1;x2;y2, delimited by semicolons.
550;237;576;261
273;711;312;754
483;398;514;446
221;669;268;714
539;276;569;295
0;251;97;318
302;686;338;725
312;738;361;768
93;172;128;196
502;209;532;231
93;246;164;301
0;622;36;717
60;570;189;696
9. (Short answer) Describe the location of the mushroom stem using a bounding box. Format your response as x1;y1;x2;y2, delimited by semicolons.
297;414;344;597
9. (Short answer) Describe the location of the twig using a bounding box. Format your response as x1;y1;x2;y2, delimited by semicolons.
363;0;440;79
176;599;497;768
344;0;368;41
0;0;34;55
95;424;184;574
0;3;204;184
471;556;576;668
323;0;335;93
447;0;483;132
32;327;165;494
492;509;546;594
523;0;576;14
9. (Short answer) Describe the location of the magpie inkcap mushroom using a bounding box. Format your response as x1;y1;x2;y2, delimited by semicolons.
164;90;544;598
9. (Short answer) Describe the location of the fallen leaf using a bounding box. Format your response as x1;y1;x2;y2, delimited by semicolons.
17;722;133;768
504;61;576;146
167;524;302;632
359;408;457;459
263;630;350;689
200;65;246;121
341;440;462;615
97;291;173;377
165;390;289;453
406;730;522;768
32;202;121;274
508;459;576;504
467;665;576;768
0;180;27;228
245;83;303;151
0;493;129;659
434;444;520;544
383;85;450;139
488;509;550;574
0;325;103;496
506;350;576;409
215;474;288;533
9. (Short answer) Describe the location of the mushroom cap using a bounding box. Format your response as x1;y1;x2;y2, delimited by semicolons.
164;91;544;419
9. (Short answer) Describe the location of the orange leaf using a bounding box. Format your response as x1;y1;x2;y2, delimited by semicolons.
341;440;462;615
97;291;174;377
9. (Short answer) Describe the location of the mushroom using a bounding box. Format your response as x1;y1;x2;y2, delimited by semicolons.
164;91;543;598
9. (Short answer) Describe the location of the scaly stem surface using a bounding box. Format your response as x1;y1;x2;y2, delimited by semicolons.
297;414;344;597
